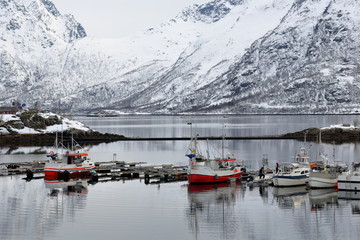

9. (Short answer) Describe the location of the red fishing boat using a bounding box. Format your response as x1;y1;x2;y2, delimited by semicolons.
44;137;95;180
186;134;243;184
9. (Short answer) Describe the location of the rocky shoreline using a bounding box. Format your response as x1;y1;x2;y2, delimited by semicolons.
282;126;360;143
0;110;126;146
0;131;126;147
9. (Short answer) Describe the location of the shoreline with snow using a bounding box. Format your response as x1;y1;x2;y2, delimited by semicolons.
0;111;125;146
282;124;360;143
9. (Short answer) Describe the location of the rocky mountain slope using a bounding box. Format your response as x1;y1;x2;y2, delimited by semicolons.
1;0;360;114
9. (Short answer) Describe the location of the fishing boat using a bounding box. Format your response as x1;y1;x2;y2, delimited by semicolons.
308;159;345;189
44;137;95;180
308;132;345;189
272;163;310;187
308;155;339;189
308;169;339;189
338;163;360;191
272;147;310;187
309;130;347;188
186;133;242;184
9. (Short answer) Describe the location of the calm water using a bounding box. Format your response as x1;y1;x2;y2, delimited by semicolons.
2;115;360;240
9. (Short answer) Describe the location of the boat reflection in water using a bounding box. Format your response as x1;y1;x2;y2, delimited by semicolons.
272;186;308;208
45;178;89;197
187;182;243;239
308;188;338;211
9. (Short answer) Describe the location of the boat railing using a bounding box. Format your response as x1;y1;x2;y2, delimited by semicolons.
278;163;297;174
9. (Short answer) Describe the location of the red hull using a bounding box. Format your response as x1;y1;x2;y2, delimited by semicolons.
187;172;242;184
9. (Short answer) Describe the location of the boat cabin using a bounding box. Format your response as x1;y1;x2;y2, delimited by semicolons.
66;153;88;164
295;147;310;164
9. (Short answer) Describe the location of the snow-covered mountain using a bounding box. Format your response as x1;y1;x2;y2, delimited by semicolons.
1;0;360;114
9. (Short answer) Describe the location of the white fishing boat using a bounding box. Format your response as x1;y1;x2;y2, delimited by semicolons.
308;131;344;189
272;147;310;187
44;136;95;180
308;169;339;189
186;130;242;184
272;162;310;187
338;163;360;191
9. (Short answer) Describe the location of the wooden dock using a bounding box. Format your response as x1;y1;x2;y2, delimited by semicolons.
92;161;188;184
0;160;188;184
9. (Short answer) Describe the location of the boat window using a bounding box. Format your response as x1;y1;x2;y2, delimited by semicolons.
300;171;304;174
294;171;300;173
305;170;309;173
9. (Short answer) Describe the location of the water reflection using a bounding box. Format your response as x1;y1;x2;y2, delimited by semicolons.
76;115;360;138
272;186;308;209
45;178;89;197
3;115;360;240
309;189;338;211
0;175;91;240
187;183;243;239
338;191;360;215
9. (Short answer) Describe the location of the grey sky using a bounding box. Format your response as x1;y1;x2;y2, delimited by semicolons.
51;0;210;38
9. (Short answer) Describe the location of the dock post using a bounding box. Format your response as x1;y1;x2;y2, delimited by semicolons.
144;173;150;184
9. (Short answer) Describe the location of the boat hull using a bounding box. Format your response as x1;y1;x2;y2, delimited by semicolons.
308;171;338;189
338;174;360;191
187;167;242;184
187;172;242;184
272;175;308;187
44;165;95;180
308;177;337;189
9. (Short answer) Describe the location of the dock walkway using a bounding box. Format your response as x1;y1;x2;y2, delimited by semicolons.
0;160;188;183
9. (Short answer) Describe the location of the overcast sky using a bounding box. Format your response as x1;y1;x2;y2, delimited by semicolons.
51;0;210;38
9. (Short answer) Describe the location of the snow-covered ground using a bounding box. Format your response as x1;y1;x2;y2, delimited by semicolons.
0;112;92;135
321;124;360;130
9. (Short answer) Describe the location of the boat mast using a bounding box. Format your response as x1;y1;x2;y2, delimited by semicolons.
71;134;74;152
206;139;210;159
332;141;336;165
303;130;308;155
319;129;328;165
187;122;193;141
55;132;58;148
187;122;197;155
221;123;225;159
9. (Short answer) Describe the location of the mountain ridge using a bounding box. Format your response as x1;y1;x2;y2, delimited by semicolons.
1;0;360;114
